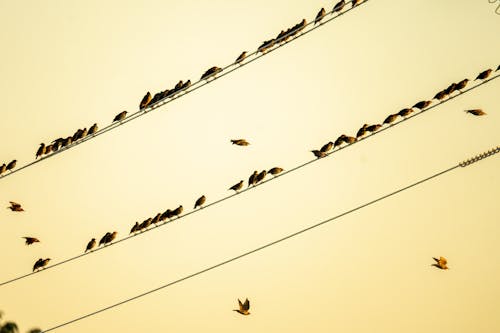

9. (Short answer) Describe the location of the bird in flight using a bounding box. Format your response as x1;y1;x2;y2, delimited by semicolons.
231;139;250;146
431;256;448;270
7;201;24;212
22;237;40;245
234;298;250;315
464;109;486;116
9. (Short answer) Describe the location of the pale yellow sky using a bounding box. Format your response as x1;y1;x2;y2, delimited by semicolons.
1;0;499;332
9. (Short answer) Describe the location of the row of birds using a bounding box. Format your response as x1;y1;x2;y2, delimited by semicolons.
310;67;495;158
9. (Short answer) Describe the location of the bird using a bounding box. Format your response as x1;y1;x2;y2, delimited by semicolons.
161;209;173;221
268;167;284;176
366;124;382;133
72;128;83;142
343;136;357;144
333;136;345;148
398;108;413;117
174;80;184;92
104;231;117;245
201;66;222;80
181;80;192;91
88;123;98;135
85;238;96;252
352;0;362;7
464;109;486;116
141;218;152;230
194;195;206;209
44;144;53;155
172;205;183;217
23;237;40;245
412;100;431;110
320;141;333;153
151;213;162;225
258;39;275;53
356;124;368;139
231;139;250;146
455;79;469;91
63;136;72;147
248;170;258;187
474;69;492;81
311;150;327;158
35;143;46;159
432;256;448;270
235;51;247;64
81;127;88;139
0;163;6;175
383;114;399;125
332;0;346;13
496;64;500;72
130;222;139;234
255;170;267;184
6;160;17;172
433;90;447;100
33;258;51;272
99;232;111;247
140;92;152;110
7;201;24;212
233;298;250;315
113;111;128;123
444;83;457;96
314;8;326;25
229;180;244;192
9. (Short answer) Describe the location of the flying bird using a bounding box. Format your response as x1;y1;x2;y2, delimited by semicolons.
23;237;40;245
432;256;448;270
8;201;24;212
35;143;46;159
6;160;17;172
139;92;152;110
85;238;96;252
398;108;413;117
474;69;492;81
234;298;250;315
194;195;206;209
229;180;244;192
268;167;284;176
113;111;128;123
311;150;327;158
88;123;98;135
314;8;326;25
235;51;247;64
383;114;399;125
412;100;431;110
332;0;346;13
231;139;250;146
464;109;486;116
248;170;258;187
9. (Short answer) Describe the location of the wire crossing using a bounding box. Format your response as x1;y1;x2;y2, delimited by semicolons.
38;145;500;333
0;0;371;182
0;72;498;288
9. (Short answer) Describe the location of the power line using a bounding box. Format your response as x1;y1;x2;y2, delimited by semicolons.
0;72;498;288
0;0;371;181
39;145;500;333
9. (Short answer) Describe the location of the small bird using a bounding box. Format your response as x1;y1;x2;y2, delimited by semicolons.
474;69;492;81
231;139;250;146
6;160;17;172
255;170;267;184
36;143;46;159
455;79;469;91
161;209;173;221
44;144;53;155
332;0;346;13
366;124;382;133
333;136;345;148
433;90;447;101
99;232;111;247
33;258;51;272
23;237;40;245
113;111;128;123
356;124;368;138
314;8;326;25
268;167;284;176
0;163;6;175
172;205;183;217
85;238;96;252
63;136;72;147
234;298;250;315
88;123;98;135
258;39;275;53
130;222;139;234
174;80;184;91
181;80;192;91
229;180;244;192
81;128;88;139
432;256;448;270
248;170;258;187
151;213;162;225
412;100;431;110
104;231;117;245
194;195;206;209
201;66;222;80
464;109;486;116
140;92;152;110
383;114;399;125
320;141;333;153
311;150;327;158
398;108;413;117
7;201;24;212
141;218;152;230
343;136;357;144
235;51;247;64
352;0;361;7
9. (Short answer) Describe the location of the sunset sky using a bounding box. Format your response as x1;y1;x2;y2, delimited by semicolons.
1;0;499;332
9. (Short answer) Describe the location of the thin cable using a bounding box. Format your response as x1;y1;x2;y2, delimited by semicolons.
0;0;370;181
1;72;498;288
39;146;499;333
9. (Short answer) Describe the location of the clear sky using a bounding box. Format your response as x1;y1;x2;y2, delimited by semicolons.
1;0;499;332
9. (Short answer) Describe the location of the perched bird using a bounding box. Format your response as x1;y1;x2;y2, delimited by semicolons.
234;298;250;315
433;90;447;101
333;136;345;148
432;256;448;270
231;139;250;146
332;0;346;13
229;180;244;192
7;201;24;212
85;238;96;252
343;136;357;144
201;66;222;80
194;195;206;209
356;124;368;139
413;100;431;110
398;108;413;117
255;170;267;184
235;51;247;64
141;218;152;230
63;136;72;147
88;123;98;135
383;114;399;125
181;80;191;90
140;92;152;110
151;213;162;225
464;109;486;116
474;69;492;81
113;111;128;123
352;0;361;7
172;205;183;217
81;128;88;139
444;83;457;96
320;141;333;153
23;237;40;245
0;163;6;175
366;124;382;133
258;39;275;53
130;222;139;234
311;150;327;158
36;143;46;159
44;144;53;155
104;231;117;245
314;8;326;25
248;170;258;187
99;232;111;247
33;258;50;272
161;209;173;221
455;79;469;91
268;167;284;176
174;80;184;91
6;160;17;172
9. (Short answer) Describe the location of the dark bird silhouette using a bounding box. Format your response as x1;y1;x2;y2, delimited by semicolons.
104;231;117;245
333;136;345;148
130;222;139;234
113;111;128;123
343;135;357;144
174;80;184;91
172;205;183;217
413;100;431;110
140;92;152;110
235;51;247;64
85;238;96;252
432;256;448;270
234;298;250;315
474;69;492;81
320;141;333;153
464;109;486;116
356;124;368;139
248;170;258;187
23;237;40;245
229;180;244;192
268;167;284;176
383;114;399;125
231;139;250;146
366;124;382;133
311;150;327;158
352;0;361;7
151;213;162;225
33;258;50;272
444;83;457;96
201;66;222;80
141;218;152;230
88;123;98;135
258;39;275;53
6;160;17;172
194;195;206;209
398;108;413;117
314;8;326;25
333;0;346;13
62;136;72;147
44;144;53;155
161;209;173;221
36;143;46;159
0;163;6;175
7;201;24;212
455;79;469;91
433;90;447;101
99;232;111;247
255;170;267;184
181;80;192;90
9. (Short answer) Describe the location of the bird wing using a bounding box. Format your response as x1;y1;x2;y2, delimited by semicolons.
432;257;440;264
9;201;21;208
243;298;250;311
238;299;244;311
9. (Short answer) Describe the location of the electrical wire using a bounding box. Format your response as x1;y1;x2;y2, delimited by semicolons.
39;145;500;333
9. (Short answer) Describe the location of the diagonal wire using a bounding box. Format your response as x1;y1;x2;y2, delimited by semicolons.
39;145;500;333
0;72;498;288
0;0;371;181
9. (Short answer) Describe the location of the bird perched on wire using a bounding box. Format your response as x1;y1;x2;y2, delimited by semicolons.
366;124;382;133
431;256;448;270
474;68;492;81
444;83;457;96
113;111;128;123
99;232;111;247
383;114;399;125
255;170;267;184
314;8;326;25
356;124;368;139
171;205;183;218
235;51;247;65
0;163;6;175
342;136;357;144
455;79;469;91
320;141;333;153
140;92;152;110
229;180;244;192
398;108;413;117
7;201;24;212
33;258;51;272
88;123;98;136
231;139;250;146
201;66;222;80
161;209;173;221
129;222;139;234
464;109;486;116
311;150;327;159
351;0;362;7
268;167;284;176
194;195;206;209
332;0;346;13
35;143;46;159
23;237;40;245
248;170;258;187
44;144;53;155
333;136;345;149
433;90;447;101
412;100;431;110
234;298;250;315
104;231;117;245
6;160;17;172
85;238;96;252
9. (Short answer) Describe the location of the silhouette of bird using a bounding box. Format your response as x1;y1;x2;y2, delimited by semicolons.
352;0;361;7
268;167;284;176
229;180;244;192
248;170;258;187
464;109;486;116
172;205;183;217
235;51;247;64
194;195;206;209
33;258;50;272
6;160;17;172
413;100;431;110
141;218;153;230
234;298;250;315
343;136;357;144
36;143;46;159
258;39;275;53
7;201;24;212
88;123;98;135
0;163;6;175
174;80;184;91
63;136;72;147
161;209;173;221
432;256;448;270
201;66;222;80
44;144;53;155
474;69;492;81
23;237;40;245
314;8;326;25
366;124;382;133
130;222;139;234
151;213;162;225
181;80;191;90
333;0;346;13
255;170;267;184
311;150;327;158
99;232;111;247
433;90;447;100
455;79;469;91
320;141;333;153
104;231;117;245
140;92;152;110
383;114;399;125
356;124;368;138
85;238;96;252
231;139;250;146
398;108;413;117
444;83;457;96
113;111;127;123
333;136;345;148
